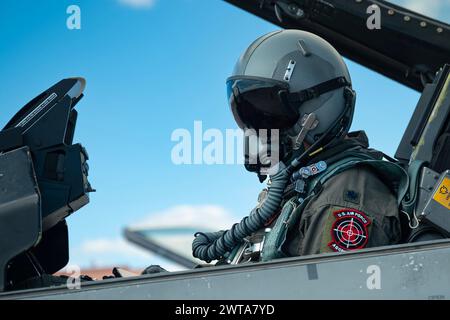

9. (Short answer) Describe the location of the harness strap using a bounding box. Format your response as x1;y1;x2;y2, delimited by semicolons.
401;160;425;217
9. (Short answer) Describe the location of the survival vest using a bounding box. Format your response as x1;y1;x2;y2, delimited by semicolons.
260;147;410;262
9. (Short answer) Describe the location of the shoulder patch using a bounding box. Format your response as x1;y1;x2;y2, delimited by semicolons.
328;209;371;252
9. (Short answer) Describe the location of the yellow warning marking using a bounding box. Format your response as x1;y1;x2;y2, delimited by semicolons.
433;177;450;210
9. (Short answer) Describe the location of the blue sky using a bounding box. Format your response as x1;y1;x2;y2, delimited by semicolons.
0;0;447;270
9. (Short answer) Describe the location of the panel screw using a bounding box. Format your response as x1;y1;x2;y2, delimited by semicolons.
388;9;395;15
437;27;443;33
404;16;411;22
420;21;427;28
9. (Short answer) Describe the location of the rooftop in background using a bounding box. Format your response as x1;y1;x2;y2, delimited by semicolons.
56;266;142;281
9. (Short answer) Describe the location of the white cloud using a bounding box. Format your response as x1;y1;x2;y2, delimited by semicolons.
130;204;237;231
403;0;441;17
69;204;238;271
118;0;156;9
80;238;149;258
69;237;153;268
390;0;450;20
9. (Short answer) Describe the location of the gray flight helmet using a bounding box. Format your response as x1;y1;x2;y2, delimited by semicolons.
230;29;355;146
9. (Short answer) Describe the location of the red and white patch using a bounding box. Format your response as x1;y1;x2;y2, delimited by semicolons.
328;209;371;252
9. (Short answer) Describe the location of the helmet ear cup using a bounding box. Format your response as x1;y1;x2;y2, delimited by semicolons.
314;86;356;147
301;87;346;145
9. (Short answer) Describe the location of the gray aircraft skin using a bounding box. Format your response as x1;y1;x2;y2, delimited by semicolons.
3;240;450;300
0;0;449;300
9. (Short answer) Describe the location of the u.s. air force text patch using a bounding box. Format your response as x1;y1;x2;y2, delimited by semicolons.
328;209;371;252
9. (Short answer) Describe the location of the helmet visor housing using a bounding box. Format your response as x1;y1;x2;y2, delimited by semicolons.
227;76;299;130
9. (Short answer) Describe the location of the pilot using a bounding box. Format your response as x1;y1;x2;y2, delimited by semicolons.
192;30;406;263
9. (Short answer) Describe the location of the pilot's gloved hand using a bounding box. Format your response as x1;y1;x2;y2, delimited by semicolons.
141;265;167;275
103;267;142;279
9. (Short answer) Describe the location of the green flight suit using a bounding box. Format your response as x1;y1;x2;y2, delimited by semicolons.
284;165;402;256
273;131;403;258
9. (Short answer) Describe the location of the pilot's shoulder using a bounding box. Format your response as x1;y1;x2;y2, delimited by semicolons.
315;165;399;215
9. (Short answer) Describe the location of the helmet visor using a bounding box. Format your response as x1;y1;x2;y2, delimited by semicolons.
226;76;299;130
